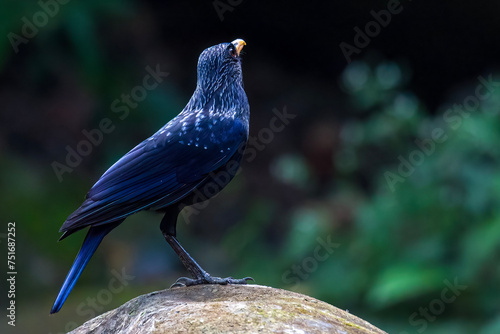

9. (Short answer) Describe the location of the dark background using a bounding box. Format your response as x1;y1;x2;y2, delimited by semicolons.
1;1;500;333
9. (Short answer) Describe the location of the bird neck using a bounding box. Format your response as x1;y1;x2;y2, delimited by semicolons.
186;80;249;121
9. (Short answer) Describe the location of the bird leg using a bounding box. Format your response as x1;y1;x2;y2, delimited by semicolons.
160;210;253;288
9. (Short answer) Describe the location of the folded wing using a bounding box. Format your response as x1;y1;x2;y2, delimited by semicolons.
59;111;247;238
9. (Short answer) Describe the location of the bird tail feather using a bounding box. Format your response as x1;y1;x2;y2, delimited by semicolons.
50;223;118;314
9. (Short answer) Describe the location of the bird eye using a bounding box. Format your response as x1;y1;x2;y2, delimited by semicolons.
229;45;237;57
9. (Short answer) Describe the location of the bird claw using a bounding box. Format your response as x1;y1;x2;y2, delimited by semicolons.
170;275;254;288
169;278;188;288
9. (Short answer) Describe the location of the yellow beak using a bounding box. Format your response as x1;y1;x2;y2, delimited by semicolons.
231;39;246;56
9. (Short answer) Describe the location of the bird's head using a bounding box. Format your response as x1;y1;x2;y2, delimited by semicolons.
196;39;246;95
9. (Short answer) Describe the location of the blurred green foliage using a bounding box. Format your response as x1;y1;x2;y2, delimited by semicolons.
262;60;500;333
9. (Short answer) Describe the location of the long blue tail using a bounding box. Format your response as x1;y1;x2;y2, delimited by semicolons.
50;224;117;314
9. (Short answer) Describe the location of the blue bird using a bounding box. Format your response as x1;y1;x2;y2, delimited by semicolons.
51;39;251;314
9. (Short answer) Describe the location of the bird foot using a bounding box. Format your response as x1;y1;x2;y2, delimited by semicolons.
170;274;254;288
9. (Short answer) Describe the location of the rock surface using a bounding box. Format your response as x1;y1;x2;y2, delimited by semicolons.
69;285;387;334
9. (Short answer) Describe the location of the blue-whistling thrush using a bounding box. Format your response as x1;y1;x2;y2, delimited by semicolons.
51;39;251;314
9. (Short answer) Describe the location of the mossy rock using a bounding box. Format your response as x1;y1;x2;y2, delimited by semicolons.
69;285;387;334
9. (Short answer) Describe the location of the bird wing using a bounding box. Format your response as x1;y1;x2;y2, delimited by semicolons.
59;111;247;236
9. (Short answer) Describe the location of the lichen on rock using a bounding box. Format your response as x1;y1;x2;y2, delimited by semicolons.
69;285;387;334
